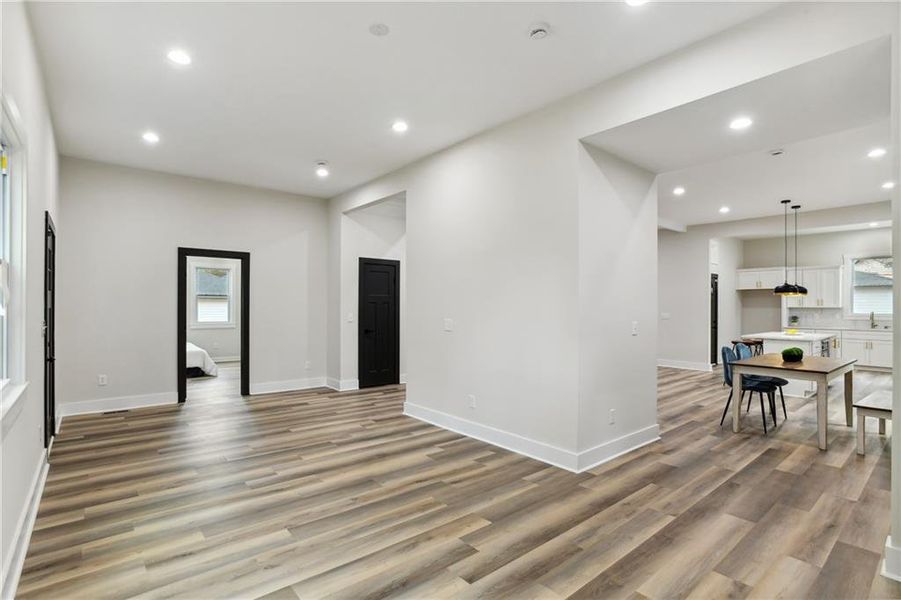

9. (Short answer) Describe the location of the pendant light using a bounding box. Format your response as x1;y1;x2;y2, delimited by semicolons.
791;204;808;295
774;199;802;296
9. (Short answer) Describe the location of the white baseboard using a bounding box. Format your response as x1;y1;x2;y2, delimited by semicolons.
404;402;579;470
1;451;48;600
404;402;659;473
575;425;661;471
59;391;178;419
250;377;327;395
657;359;713;372
327;378;358;392
883;535;901;582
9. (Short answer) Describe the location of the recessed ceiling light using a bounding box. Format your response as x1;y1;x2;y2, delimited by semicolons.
719;206;730;214
142;131;160;144
883;181;896;190
369;23;390;37
166;49;191;66
392;120;409;134
870;222;880;228
729;116;753;130
868;147;887;159
625;0;649;5
672;186;686;196
315;162;330;178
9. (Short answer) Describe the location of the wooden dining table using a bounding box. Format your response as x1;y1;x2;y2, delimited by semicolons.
731;353;857;450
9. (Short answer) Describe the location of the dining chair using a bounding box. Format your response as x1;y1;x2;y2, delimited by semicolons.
735;342;788;422
721;346;777;434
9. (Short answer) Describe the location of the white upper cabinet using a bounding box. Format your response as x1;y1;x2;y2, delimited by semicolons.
779;266;843;308
736;268;785;290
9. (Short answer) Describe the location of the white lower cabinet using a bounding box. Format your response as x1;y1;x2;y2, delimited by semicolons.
842;332;892;368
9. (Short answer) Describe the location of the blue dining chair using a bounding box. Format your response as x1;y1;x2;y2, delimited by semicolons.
721;346;778;434
735;342;788;422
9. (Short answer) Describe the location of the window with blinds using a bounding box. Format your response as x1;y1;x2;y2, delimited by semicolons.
195;266;231;324
851;256;893;315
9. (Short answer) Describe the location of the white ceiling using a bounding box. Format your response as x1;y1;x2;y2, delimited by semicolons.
659;120;892;226
26;2;776;198
585;37;892;227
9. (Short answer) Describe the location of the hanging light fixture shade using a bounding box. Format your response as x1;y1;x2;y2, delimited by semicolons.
774;199;804;296
791;204;808;296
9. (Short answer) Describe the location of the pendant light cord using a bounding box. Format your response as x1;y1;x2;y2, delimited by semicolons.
782;200;790;283
793;205;801;284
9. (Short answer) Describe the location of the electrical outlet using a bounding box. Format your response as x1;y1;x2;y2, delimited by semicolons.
305;360;312;370
468;394;476;409
609;409;616;424
631;321;639;336
97;374;108;386
444;318;455;332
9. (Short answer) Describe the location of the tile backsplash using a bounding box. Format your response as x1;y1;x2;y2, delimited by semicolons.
786;308;892;330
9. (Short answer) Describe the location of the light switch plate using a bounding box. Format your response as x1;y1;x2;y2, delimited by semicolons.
444;318;454;332
631;321;639;336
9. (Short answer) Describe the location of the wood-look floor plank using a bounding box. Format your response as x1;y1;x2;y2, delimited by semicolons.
17;364;899;599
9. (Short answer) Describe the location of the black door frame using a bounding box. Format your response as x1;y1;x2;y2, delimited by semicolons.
178;247;250;402
44;211;56;447
358;257;400;388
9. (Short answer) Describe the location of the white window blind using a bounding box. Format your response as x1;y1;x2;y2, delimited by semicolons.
197;297;229;322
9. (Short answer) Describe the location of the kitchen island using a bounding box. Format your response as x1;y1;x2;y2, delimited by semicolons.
740;331;837;397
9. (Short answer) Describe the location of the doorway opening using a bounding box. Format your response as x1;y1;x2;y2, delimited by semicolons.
44;211;56;448
358;257;400;388
177;248;249;402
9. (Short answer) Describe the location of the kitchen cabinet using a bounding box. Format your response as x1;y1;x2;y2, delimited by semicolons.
816;329;842;358
842;331;892;368
785;267;842;308
736;268;785;290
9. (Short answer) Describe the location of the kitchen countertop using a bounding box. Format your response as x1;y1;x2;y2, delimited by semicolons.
789;326;892;333
742;331;837;342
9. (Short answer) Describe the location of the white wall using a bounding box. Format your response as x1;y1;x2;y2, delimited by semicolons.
335;201;406;389
0;4;59;596
577;145;658;464
186;256;241;362
57;158;328;409
658;229;711;370
329;2;896;469
743;227;892;268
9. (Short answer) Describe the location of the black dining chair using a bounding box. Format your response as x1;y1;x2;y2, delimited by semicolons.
721;346;778;434
735;342;788;422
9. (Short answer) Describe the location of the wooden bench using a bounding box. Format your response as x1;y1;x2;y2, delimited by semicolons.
854;390;892;455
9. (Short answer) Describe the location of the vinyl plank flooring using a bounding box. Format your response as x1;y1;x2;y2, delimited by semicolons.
17;364;899;599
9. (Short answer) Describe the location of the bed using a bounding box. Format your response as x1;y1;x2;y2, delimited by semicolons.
186;342;219;377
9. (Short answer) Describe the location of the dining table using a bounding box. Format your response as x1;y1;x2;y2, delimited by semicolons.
731;353;857;450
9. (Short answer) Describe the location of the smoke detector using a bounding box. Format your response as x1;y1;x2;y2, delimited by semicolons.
369;23;390;37
529;22;550;40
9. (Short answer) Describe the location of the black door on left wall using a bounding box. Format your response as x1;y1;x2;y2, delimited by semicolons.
44;211;56;448
358;258;400;388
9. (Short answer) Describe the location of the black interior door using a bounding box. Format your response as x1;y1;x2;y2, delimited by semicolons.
358;258;399;388
710;273;719;366
44;211;56;448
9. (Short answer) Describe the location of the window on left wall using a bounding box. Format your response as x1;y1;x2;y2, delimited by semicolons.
0;145;10;384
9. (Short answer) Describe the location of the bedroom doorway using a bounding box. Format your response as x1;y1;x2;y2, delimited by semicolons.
177;248;250;403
